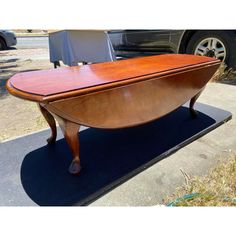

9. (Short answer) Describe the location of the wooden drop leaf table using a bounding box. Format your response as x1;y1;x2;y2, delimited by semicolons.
6;54;220;175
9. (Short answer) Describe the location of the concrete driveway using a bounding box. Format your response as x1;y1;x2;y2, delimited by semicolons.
16;37;49;49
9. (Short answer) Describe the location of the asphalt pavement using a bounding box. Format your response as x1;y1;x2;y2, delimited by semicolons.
16;37;49;49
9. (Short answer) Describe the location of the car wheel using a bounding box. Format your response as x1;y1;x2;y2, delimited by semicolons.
0;37;7;50
186;31;236;69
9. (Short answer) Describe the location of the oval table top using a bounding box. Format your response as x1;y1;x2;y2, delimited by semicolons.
7;54;220;102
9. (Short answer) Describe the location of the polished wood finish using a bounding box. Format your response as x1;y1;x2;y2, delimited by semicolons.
54;114;81;175
6;54;221;175
45;64;219;129
7;54;220;102
38;103;57;144
189;90;204;117
6;79;44;102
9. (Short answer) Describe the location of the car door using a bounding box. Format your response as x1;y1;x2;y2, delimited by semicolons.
108;30;175;58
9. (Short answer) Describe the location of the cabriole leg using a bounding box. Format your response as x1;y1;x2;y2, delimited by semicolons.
55;116;81;175
189;90;203;117
38;103;57;144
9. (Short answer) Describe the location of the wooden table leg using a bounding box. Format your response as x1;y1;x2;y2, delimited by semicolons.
189;90;203;117
38;103;57;144
55;116;81;175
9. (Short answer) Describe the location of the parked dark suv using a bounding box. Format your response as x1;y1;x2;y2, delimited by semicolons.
108;30;236;69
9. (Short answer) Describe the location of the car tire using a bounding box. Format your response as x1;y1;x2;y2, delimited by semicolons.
186;31;236;70
0;37;7;50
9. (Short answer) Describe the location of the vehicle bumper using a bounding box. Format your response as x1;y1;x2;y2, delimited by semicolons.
5;32;17;47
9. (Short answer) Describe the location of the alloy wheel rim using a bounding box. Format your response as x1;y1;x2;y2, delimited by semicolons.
194;37;226;61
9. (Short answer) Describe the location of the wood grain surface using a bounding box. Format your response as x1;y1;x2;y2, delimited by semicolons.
7;54;220;102
45;64;219;128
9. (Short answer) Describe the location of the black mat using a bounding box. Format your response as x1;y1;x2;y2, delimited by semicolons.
0;103;232;206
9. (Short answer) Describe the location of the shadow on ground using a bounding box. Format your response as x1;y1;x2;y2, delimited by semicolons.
0;65;18;70
219;80;236;86
8;47;17;50
0;77;11;98
0;47;17;52
217;68;236;86
20;106;218;206
0;58;19;64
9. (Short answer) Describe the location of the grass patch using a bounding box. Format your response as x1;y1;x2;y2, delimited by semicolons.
211;62;236;82
164;155;236;206
211;62;230;81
